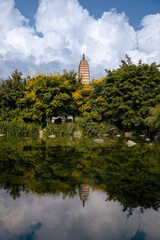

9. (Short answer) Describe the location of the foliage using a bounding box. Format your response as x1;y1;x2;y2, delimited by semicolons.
77;117;101;136
146;105;160;131
19;70;81;124
0;69;26;120
0;120;39;137
1;59;160;133
44;122;76;137
102;61;160;129
0;137;160;218
83;60;160;132
76;118;118;137
66;122;76;135
99;122;118;136
101;142;160;217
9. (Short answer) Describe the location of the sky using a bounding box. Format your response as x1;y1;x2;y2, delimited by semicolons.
0;0;160;79
0;189;160;240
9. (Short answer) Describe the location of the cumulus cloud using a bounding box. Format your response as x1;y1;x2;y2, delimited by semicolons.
0;189;159;240
0;189;160;240
127;13;160;64
0;0;160;79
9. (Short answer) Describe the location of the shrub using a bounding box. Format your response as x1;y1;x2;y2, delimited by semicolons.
99;122;118;136
44;122;76;137
0;120;39;137
146;105;160;132
43;123;60;136
77;117;100;136
66;122;75;135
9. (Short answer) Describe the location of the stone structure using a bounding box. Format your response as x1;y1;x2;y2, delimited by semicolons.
78;54;90;84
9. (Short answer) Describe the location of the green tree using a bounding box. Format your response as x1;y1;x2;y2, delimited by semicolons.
20;70;80;125
0;69;26;120
92;61;160;130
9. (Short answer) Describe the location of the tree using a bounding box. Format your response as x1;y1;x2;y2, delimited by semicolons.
20;70;80;125
95;61;160;130
0;70;25;120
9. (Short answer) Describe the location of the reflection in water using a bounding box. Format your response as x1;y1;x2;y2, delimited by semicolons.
0;137;160;239
79;184;90;207
0;189;159;240
130;231;146;240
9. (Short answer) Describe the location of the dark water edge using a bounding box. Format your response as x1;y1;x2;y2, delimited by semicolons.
0;136;160;240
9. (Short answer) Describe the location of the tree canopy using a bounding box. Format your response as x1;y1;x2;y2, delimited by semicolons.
1;58;160;132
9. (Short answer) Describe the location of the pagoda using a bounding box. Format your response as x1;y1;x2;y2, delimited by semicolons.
78;54;90;84
79;184;90;207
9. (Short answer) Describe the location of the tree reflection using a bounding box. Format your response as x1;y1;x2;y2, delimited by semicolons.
101;143;160;217
0;137;160;216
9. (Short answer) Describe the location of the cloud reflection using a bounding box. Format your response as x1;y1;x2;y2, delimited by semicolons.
0;189;159;240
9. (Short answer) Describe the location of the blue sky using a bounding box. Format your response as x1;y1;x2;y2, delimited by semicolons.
0;0;160;79
79;0;160;29
14;0;160;30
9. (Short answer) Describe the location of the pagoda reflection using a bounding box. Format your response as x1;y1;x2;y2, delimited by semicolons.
79;184;90;207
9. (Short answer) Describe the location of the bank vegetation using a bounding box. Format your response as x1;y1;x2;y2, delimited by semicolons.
1;56;160;137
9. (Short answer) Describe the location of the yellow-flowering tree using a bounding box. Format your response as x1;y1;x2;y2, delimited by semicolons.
20;70;80;124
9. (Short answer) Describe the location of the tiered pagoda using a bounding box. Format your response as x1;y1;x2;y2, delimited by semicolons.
79;184;90;207
78;54;90;84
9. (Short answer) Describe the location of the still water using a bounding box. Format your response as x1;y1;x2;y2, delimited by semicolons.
0;136;160;240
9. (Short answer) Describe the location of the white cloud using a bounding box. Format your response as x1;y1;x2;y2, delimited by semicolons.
0;0;160;79
127;13;160;65
138;13;160;54
0;189;160;240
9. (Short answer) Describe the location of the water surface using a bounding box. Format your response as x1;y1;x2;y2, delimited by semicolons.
0;136;160;240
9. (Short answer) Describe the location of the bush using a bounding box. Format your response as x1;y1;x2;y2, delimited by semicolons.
146;105;160;132
44;122;76;137
43;123;60;136
0;120;39;137
66;122;75;135
99;122;118;136
0;121;7;134
77;117;100;136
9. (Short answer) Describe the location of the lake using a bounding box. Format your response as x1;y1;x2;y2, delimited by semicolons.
0;136;160;240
